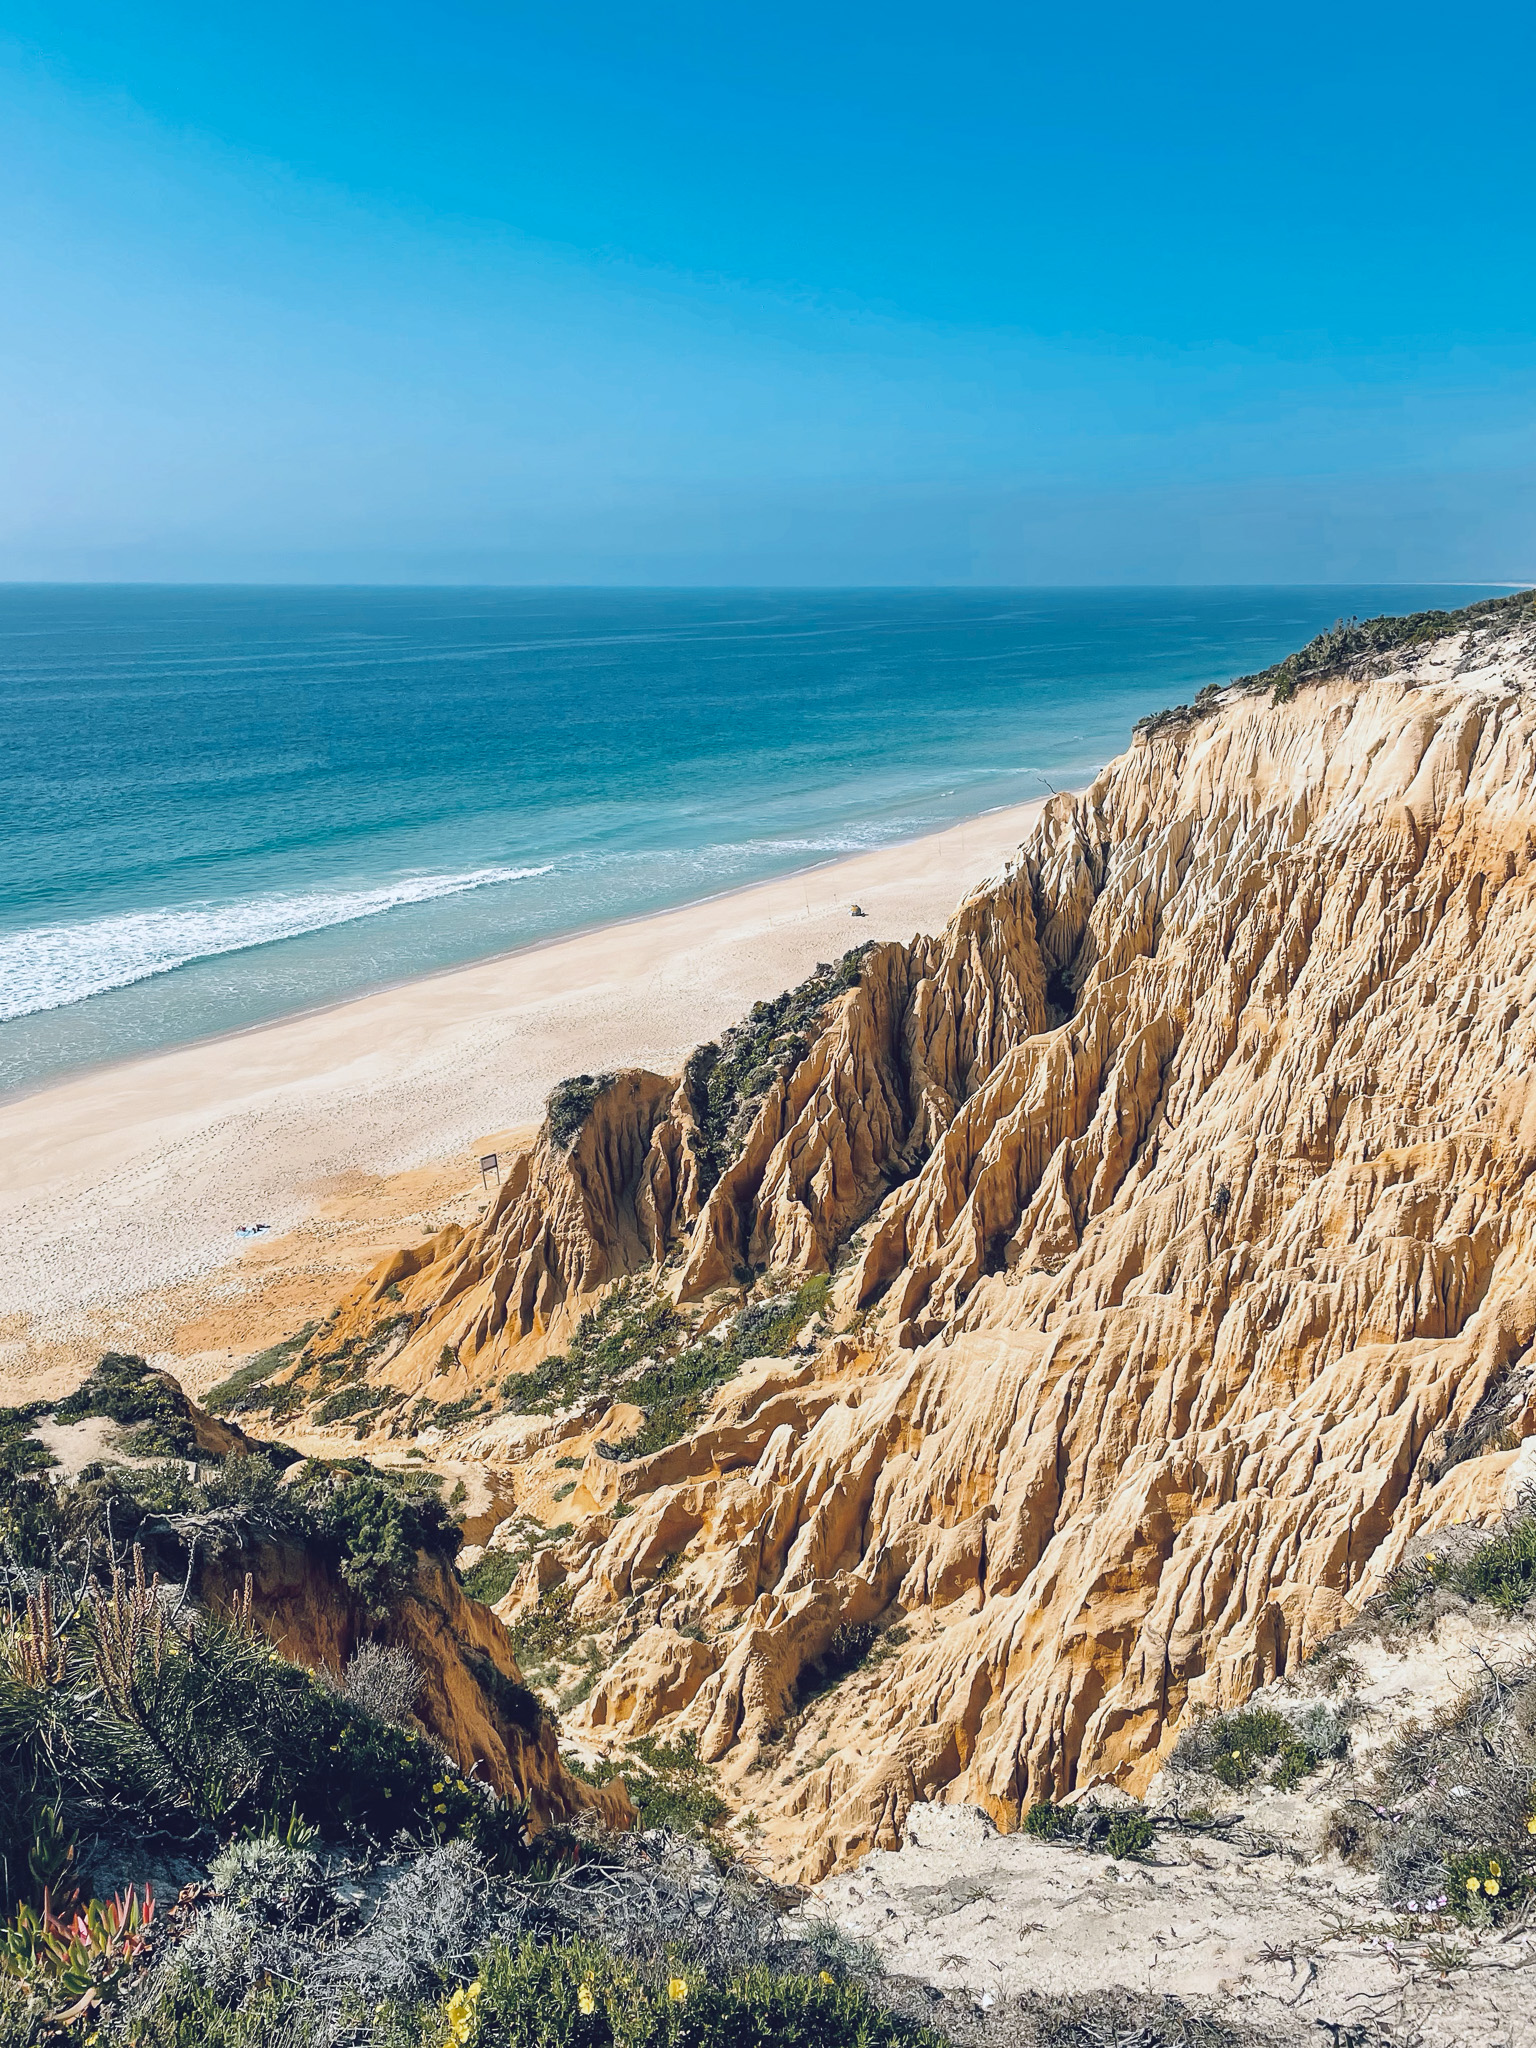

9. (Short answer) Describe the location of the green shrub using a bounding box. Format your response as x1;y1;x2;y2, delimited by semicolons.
547;1073;618;1151
306;1468;461;1615
461;1548;521;1607
465;1936;941;2048
53;1355;199;1459
1106;1812;1155;1860
1454;1506;1536;1611
509;1584;581;1666
1023;1800;1075;1841
1022;1798;1158;1859
312;1383;393;1427
683;950;872;1196
501;1273;828;1463
204;1327;317;1416
621;1733;729;1838
1173;1700;1346;1790
0;1408;57;1482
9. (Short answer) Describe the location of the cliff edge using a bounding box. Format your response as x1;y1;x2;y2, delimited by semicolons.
225;595;1536;1891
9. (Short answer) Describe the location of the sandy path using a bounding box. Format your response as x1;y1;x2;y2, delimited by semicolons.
0;799;1048;1389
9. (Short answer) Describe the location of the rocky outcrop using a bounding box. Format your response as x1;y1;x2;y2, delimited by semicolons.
319;1069;706;1392
299;597;1536;1881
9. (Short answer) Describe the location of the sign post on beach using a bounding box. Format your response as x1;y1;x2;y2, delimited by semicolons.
479;1153;500;1187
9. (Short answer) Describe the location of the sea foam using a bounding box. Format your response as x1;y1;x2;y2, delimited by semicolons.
0;867;553;1021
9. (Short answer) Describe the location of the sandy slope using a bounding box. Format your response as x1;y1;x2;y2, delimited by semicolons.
0;798;1046;1396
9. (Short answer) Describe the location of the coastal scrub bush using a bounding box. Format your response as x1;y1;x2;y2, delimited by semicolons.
620;1733;729;1838
500;1275;828;1463
339;1642;422;1729
1020;1799;1157;1859
53;1354;199;1460
683;949;872;1196
304;1466;462;1614
1376;1496;1536;1625
312;1382;394;1429
456;1938;942;2048
1170;1700;1346;1790
204;1326;317;1416
1357;1650;1536;1919
1455;1499;1536;1611
548;1073;618;1151
460;1548;525;1607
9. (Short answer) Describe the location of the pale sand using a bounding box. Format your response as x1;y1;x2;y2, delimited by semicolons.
0;798;1049;1394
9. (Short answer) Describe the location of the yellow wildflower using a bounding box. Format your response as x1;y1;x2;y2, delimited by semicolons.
1490;1860;1501;1877
1423;1552;1435;1566
819;1969;835;1985
434;1782;445;1793
445;1982;481;2045
668;1977;689;2003
1467;1876;1480;1893
1528;1817;1536;1835
1485;1879;1499;1896
435;1802;447;1814
578;1984;596;2015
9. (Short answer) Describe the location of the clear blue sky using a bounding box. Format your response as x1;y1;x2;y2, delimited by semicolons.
2;0;1531;583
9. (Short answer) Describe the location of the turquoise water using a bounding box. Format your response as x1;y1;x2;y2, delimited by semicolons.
0;584;1480;1096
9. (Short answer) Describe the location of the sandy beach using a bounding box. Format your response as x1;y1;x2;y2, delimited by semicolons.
0;796;1051;1398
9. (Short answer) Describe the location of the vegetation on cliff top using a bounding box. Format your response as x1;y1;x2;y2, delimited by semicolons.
682;946;872;1197
1137;587;1536;734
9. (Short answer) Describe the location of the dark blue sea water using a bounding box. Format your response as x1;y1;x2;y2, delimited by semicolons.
0;585;1483;1096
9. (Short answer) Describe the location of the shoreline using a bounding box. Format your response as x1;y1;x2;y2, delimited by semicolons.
0;790;1060;1391
0;795;1052;1117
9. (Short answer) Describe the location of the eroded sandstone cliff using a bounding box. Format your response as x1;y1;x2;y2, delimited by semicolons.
239;594;1536;1881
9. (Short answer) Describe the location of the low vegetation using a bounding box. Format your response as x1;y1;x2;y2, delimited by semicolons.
1169;1700;1348;1794
499;1275;830;1465
617;1734;729;1839
52;1353;202;1462
683;948;872;1196
1379;1493;1536;1622
1331;1648;1536;1926
1137;587;1536;735
203;1326;317;1415
1021;1801;1157;1861
546;1072;619;1152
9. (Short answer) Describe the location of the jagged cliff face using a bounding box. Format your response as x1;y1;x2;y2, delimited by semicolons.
313;609;1536;1880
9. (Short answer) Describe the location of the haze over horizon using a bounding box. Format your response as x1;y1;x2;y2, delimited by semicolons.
3;0;1533;587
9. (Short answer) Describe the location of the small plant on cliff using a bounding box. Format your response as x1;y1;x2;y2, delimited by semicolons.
683;947;873;1195
1376;1498;1536;1626
1353;1649;1536;1919
1171;1700;1346;1791
500;1274;828;1462
1021;1799;1157;1859
444;1937;939;2048
508;1583;582;1667
460;1548;521;1607
619;1732;729;1838
547;1072;618;1150
204;1325;317;1416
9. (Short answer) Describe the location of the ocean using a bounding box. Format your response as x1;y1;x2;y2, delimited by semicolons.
0;584;1482;1098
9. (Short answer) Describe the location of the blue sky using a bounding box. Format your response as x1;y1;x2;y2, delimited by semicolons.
1;0;1532;583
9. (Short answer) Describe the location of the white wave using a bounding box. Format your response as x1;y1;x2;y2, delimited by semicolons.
0;866;553;1021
